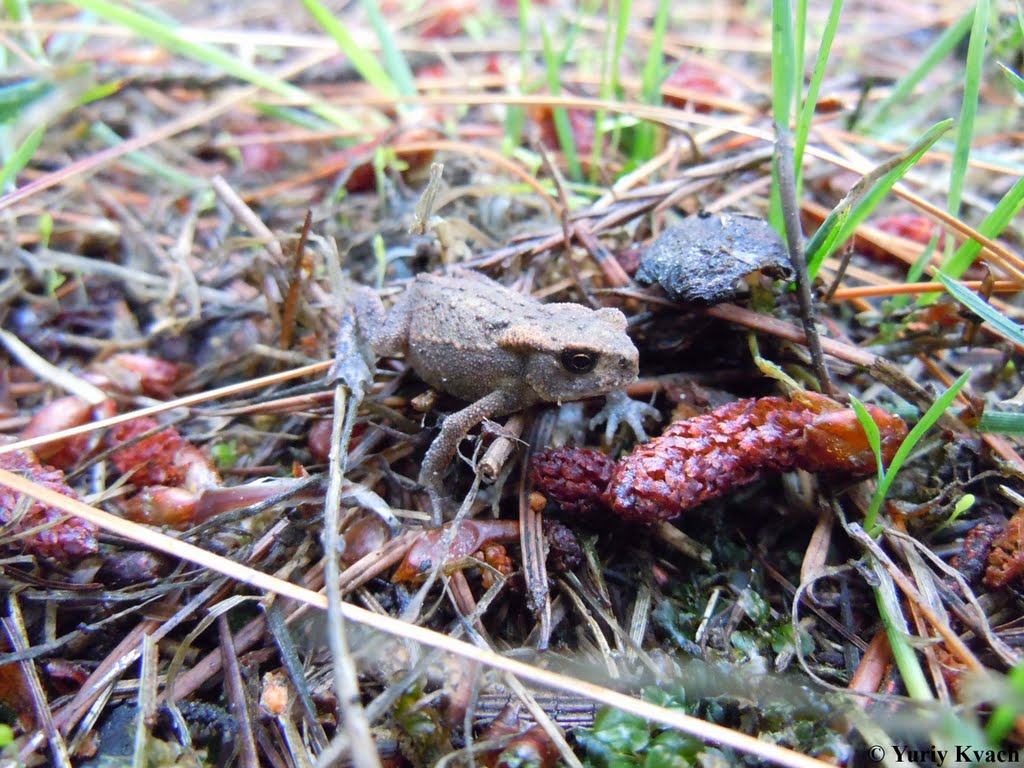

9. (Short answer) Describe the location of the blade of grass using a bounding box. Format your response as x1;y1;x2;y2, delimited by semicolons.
936;273;1024;346
872;563;934;700
502;0;531;152
860;10;974;132
539;22;581;180
769;0;797;234
300;0;400;98
70;0;362;130
948;0;991;218
89;123;204;189
805;119;953;277
985;662;1024;743
848;396;884;483
633;0;670;163
794;0;806;117
793;0;843;188
978;411;1024;435
941;171;1024;281
1000;62;1024;97
864;369;971;533
354;0;416;97
0;124;43;191
0;78;54;123
591;0;631;179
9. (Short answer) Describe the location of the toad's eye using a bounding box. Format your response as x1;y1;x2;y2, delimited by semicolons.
560;348;598;374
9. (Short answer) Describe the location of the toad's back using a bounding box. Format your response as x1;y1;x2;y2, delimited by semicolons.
402;273;544;403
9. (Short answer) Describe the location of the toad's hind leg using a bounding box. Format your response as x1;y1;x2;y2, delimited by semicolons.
420;390;520;524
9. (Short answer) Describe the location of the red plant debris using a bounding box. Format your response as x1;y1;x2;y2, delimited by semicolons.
392;518;520;584
662;61;729;112
0;447;98;564
479;703;558;768
950;515;1005;587
107;417;221;526
108;418;194;487
875;213;947;249
983;507;1024;589
531;392;908;524
391;518;581;584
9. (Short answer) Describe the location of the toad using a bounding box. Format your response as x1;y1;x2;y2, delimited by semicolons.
343;271;655;521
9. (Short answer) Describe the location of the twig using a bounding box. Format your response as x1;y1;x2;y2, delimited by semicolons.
280;210;314;351
132;634;160;767
0;360;331;456
844;523;984;671
477;414;526;482
0;329;108;404
218;615;260;768
774;126;834;395
321;384;381;768
5;599;71;768
211;174;287;264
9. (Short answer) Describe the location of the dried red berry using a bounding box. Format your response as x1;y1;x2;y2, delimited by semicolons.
0;448;98;563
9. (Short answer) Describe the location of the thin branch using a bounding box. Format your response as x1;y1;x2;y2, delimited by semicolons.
321;384;381;768
774;125;834;395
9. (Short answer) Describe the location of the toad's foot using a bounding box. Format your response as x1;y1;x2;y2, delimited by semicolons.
419;389;522;525
589;389;660;443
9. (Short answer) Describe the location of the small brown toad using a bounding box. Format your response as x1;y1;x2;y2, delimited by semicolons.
346;271;654;521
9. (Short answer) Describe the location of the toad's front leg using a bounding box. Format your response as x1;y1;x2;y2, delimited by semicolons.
420;390;521;525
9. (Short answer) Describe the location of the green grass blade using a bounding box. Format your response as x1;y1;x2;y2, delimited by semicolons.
612;0;630;99
986;662;1024;743
948;0;991;218
70;0;361;130
591;0;630;179
501;0;532;152
355;0;416;97
0;124;44;191
4;0;44;60
793;0;843;182
794;0;807;119
941;174;1024;278
768;0;797;234
633;0;669;162
849;396;885;482
1000;63;1024;97
0;78;53;123
301;0;399;97
90;123;204;189
770;0;797;126
861;10;974;131
978;411;1024;435
873;571;934;700
937;273;1024;346
539;22;581;180
864;369;971;532
806;119;953;276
